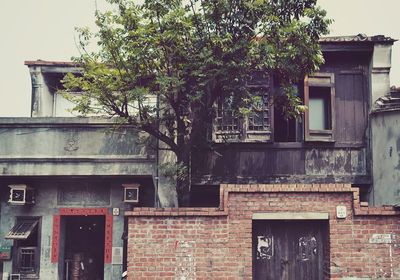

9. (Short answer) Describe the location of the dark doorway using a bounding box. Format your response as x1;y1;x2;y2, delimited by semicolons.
64;216;105;280
253;220;328;280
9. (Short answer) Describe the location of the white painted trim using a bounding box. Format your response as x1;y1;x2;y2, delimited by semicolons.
252;212;329;220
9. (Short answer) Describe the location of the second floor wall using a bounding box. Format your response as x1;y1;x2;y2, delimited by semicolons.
0;118;155;177
194;37;396;187
18;36;396;193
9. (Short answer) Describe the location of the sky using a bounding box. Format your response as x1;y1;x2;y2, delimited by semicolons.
0;0;399;117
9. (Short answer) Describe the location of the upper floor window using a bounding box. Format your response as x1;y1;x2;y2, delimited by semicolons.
304;73;335;142
213;73;272;142
213;72;336;143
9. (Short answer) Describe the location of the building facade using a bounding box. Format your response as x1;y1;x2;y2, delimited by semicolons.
0;35;399;279
0;62;158;279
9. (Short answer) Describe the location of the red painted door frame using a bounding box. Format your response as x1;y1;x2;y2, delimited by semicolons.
51;208;113;263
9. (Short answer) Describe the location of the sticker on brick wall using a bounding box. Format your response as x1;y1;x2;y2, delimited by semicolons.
369;234;394;244
257;236;273;260
298;236;317;261
175;241;196;280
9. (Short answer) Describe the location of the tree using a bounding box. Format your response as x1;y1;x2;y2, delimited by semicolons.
62;0;331;206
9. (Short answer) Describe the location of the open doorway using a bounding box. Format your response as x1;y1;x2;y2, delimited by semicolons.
64;216;105;280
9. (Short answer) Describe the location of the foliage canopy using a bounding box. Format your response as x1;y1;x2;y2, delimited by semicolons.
63;0;331;205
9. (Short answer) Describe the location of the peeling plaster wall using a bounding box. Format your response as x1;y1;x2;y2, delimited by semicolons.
371;44;392;104
29;67;54;117
371;111;400;206
305;148;366;176
0;118;155;177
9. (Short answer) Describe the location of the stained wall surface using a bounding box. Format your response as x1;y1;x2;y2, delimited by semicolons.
371;110;400;206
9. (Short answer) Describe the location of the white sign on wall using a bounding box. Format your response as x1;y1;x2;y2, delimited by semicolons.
336;205;347;219
112;247;123;265
112;207;120;216
369;234;394;244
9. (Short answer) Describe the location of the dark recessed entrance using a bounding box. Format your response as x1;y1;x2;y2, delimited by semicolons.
64;216;105;280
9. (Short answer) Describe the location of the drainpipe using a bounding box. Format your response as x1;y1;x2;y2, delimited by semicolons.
155;91;160;207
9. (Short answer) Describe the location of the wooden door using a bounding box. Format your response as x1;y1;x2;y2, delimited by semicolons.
253;220;327;280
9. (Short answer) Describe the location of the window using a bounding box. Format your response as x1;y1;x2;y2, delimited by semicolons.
273;85;303;142
304;73;335;141
213;73;272;142
6;218;40;277
213;72;335;143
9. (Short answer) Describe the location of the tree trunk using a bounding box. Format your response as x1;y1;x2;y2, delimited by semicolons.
176;145;191;206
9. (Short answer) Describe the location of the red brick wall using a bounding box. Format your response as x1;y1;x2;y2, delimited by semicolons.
126;184;400;279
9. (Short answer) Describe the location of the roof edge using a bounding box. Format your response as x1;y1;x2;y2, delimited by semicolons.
320;34;397;44
24;60;78;67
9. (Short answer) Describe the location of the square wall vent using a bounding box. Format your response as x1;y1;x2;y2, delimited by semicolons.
123;184;140;203
8;185;35;205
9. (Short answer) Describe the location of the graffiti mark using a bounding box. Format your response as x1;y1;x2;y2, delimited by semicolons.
175;241;196;280
257;235;273;260
299;236;317;261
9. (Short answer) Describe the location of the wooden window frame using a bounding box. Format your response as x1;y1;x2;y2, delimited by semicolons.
11;217;41;278
304;73;335;142
16;247;39;275
213;74;273;143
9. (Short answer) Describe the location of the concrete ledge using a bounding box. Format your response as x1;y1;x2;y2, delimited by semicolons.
252;212;329;220
0;161;155;176
0;155;153;162
125;207;228;217
0;117;134;127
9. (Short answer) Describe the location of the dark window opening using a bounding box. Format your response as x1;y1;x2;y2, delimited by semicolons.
8;218;40;277
44;73;66;93
357;184;372;203
189;185;220;207
274;105;298;142
273;84;303;143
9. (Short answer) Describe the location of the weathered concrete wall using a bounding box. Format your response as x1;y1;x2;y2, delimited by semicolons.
29;66;54;117
0;178;133;280
126;184;400;280
371;111;400;206
0;118;155;177
27;63;80;117
371;44;392;104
